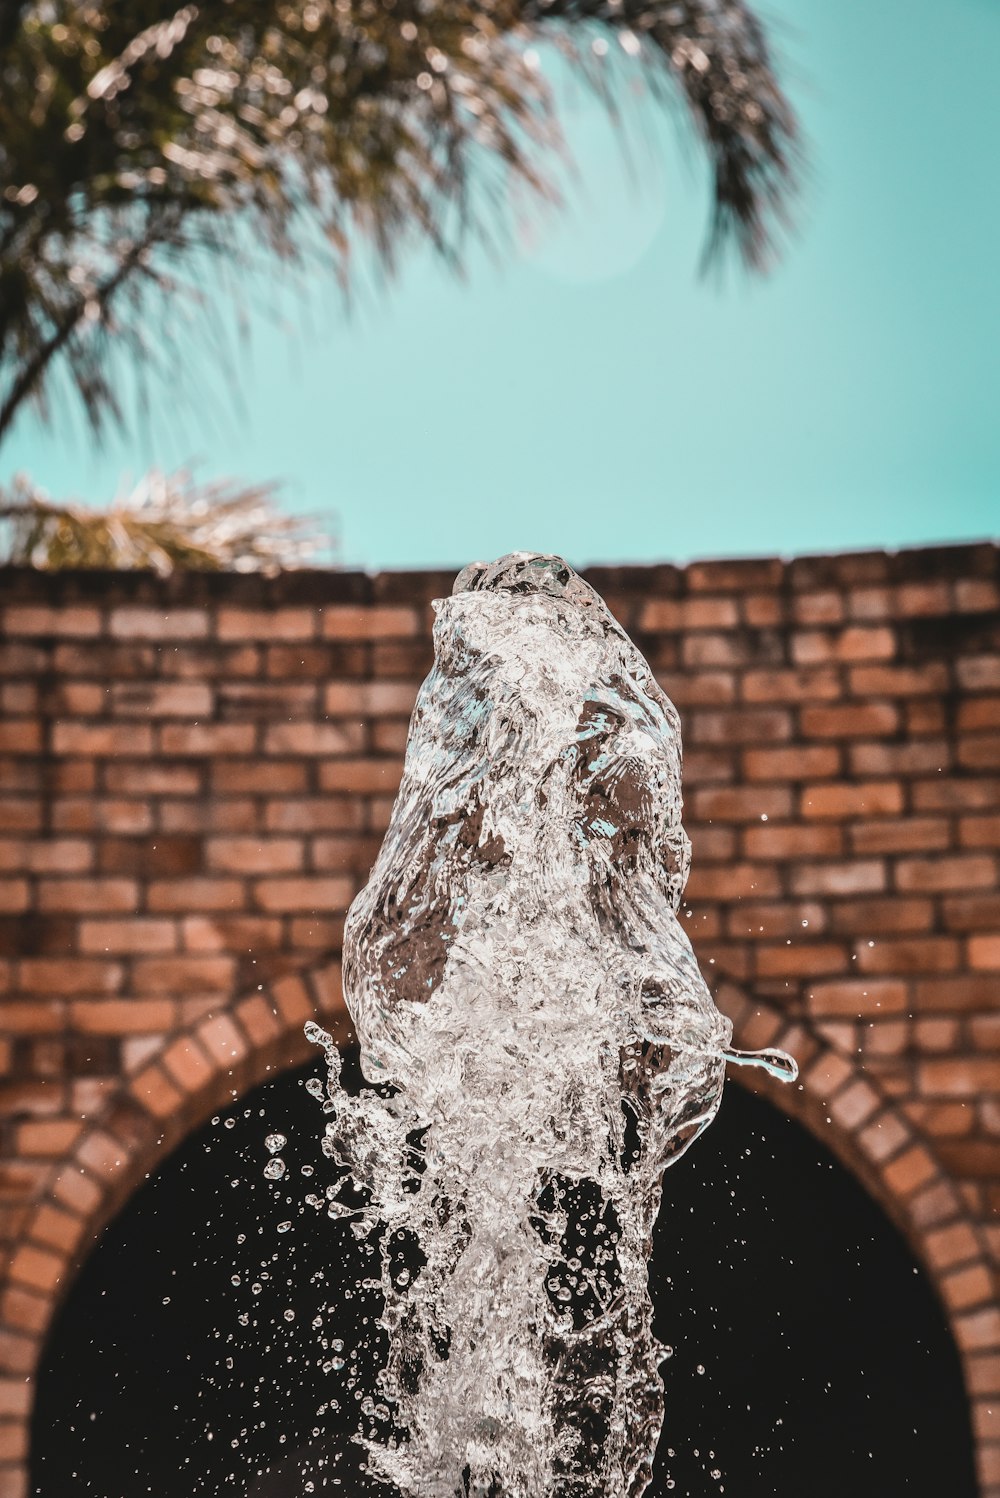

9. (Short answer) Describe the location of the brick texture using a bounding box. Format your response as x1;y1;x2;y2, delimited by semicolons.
1;545;999;1493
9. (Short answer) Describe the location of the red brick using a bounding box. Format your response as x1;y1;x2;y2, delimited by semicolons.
942;894;1000;934
4;603;101;636
742;667;841;703
129;1063;185;1119
792;626;895;664
0;1002;64;1034
848;663;949;697
883;1145;937;1198
322;605;418;639
195;1012;248;1068
29;1202;85;1257
914;777;1000;812
78;919;177;955
662;672;737;708
756;943;849;978
319;759;402;794
828;896;934;935
790;860;885;897
849;740;950;776
0;800;41;833
684;864;782;900
956;578;1000;611
671;597;743;629
689;708;792;745
920;1057;1000;1096
959;736;1000;771
132;957;234;995
146;877;243;912
801;781;903;819
961;698;1000;730
17;958;122;996
724;900;825;939
960;815;1000;849
743;745;840;781
807;979;907;1017
36;878;137;913
23;839;93;875
161;801;254;836
235;993;282;1048
894;580;951;616
109;606;208;640
0;722;41;754
161;1036;215;1093
968;1355;1000;1397
16;1119;83;1157
913;974;997;1012
51;722;153;756
857;937;960;974
970;936;1000;970
211;760;308;793
159;723;256;755
910;1101;974;1136
8;1242;63;1294
50;1165;102;1216
263;721;365;756
691;786;792;823
896;855;996;893
181;915;282;952
70;998;176;1033
959;657;1000;692
687;558;784;591
956;1307;1000;1353
829;1078;880;1130
942;1264;994;1315
111;681;213;718
743;593;783;626
800;703;899;738
206;837;303;874
742;823;843;859
217;606;316;641
268;974;313;1027
851;817;950;854
253;877;353;913
683;748;736;784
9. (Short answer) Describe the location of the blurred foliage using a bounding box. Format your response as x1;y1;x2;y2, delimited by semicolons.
0;468;326;572
0;0;799;443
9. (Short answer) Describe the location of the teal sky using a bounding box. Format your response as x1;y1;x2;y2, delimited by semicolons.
4;0;998;572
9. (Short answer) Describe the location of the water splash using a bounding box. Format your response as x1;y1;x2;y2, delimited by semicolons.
307;552;796;1498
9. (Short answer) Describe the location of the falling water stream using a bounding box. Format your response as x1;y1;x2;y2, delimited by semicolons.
289;553;796;1498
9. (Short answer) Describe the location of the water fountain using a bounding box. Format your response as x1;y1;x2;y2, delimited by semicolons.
298;552;796;1497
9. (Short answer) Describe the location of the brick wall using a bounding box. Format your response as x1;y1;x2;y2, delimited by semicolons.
1;544;999;1496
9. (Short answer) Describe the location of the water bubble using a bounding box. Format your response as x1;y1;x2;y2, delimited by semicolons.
263;1159;286;1181
265;1133;287;1154
277;1221;292;1234
283;1309;295;1322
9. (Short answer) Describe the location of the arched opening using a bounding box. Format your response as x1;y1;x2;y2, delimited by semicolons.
31;1058;976;1497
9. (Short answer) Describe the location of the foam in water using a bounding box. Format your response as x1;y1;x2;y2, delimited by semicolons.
304;553;796;1498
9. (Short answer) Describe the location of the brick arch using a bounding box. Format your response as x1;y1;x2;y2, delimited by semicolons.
0;963;348;1498
1;976;997;1498
722;988;998;1494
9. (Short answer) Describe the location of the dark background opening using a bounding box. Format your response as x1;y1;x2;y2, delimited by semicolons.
31;1056;976;1497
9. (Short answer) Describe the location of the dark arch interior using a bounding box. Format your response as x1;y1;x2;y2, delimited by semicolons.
31;1056;976;1497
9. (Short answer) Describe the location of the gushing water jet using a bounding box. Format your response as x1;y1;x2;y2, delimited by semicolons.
305;552;796;1498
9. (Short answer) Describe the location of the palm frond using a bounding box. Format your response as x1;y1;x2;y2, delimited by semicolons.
0;470;327;574
0;0;801;439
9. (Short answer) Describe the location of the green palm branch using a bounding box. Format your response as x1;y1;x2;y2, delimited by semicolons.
0;469;327;573
0;0;800;442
